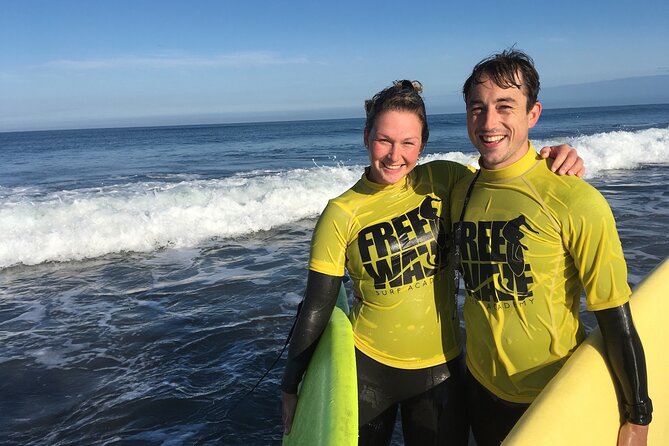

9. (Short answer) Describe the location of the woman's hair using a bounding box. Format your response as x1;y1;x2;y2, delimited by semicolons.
364;80;429;144
462;49;541;111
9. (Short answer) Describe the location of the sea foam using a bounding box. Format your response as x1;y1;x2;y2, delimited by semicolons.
1;127;667;268
426;127;669;177
537;127;669;176
0;166;360;268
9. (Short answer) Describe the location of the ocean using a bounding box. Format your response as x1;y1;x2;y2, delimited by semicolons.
1;104;668;445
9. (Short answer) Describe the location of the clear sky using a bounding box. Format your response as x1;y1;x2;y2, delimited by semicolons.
2;0;668;131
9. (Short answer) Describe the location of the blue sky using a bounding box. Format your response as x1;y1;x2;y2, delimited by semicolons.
2;0;668;131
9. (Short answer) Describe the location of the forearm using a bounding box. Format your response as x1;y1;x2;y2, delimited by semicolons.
595;303;652;425
281;270;343;393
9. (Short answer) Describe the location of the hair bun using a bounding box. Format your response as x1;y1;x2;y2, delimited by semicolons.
394;80;423;94
363;79;429;145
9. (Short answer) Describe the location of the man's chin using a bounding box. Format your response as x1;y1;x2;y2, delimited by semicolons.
478;153;505;169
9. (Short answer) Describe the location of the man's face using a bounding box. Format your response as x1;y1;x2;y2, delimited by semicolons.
465;75;541;170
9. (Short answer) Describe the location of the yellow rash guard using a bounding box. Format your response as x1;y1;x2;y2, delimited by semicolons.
310;161;473;369
451;144;631;403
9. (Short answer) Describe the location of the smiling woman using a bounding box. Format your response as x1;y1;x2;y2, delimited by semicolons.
363;111;424;185
281;80;474;446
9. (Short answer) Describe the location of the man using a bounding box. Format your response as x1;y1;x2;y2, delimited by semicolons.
451;49;652;446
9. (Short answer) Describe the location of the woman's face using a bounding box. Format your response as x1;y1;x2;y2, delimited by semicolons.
364;110;424;185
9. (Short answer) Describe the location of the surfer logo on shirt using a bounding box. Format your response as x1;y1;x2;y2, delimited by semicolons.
457;214;538;302
358;196;449;289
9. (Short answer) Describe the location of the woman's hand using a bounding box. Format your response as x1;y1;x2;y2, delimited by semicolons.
539;144;585;177
282;391;299;435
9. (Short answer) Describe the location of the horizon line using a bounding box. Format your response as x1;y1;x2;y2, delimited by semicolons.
2;101;669;135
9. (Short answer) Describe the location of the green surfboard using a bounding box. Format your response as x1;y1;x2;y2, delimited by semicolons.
283;284;358;446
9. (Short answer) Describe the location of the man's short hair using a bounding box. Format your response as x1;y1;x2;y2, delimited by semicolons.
463;49;540;111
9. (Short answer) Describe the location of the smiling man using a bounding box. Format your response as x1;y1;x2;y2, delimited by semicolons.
464;58;541;170
451;49;652;446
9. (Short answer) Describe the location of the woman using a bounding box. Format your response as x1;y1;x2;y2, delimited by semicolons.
281;80;582;445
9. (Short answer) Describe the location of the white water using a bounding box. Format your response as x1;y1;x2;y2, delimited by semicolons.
1;127;668;269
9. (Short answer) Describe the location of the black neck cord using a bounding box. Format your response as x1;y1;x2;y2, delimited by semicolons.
453;170;481;271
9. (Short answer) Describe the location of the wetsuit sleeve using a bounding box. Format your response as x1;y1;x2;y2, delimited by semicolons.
281;270;343;394
594;303;652;425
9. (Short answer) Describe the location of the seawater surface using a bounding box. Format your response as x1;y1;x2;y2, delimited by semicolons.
1;104;668;444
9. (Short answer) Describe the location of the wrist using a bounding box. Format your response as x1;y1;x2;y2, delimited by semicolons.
624;398;653;425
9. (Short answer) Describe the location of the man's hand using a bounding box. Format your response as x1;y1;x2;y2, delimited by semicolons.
618;422;649;446
539;144;585;177
282;391;298;435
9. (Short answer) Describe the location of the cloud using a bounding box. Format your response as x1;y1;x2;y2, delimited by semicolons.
38;51;309;71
